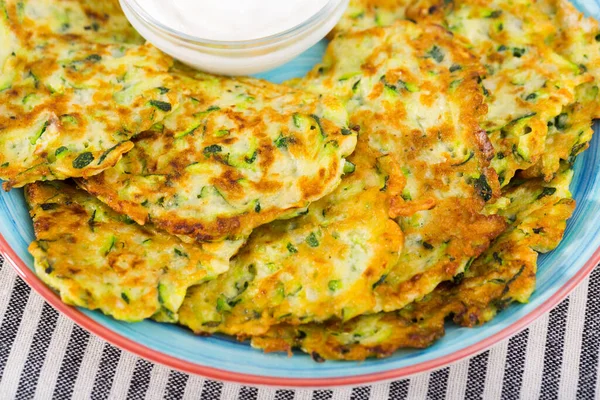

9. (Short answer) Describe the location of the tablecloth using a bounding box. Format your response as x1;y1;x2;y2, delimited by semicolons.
0;256;598;400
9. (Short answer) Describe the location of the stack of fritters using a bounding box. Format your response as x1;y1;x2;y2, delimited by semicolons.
3;0;357;323
179;21;506;338
2;0;597;361
249;0;594;360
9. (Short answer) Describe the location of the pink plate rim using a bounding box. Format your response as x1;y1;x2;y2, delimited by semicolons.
1;232;599;388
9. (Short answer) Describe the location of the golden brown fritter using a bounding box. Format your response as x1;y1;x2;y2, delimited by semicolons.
80;67;357;243
12;0;143;44
177;21;506;338
178;142;404;336
251;167;575;360
298;21;506;313
334;0;596;183
26;181;243;322
520;0;599;179
0;0;176;189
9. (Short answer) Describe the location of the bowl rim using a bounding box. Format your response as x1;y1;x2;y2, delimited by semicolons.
1;232;598;388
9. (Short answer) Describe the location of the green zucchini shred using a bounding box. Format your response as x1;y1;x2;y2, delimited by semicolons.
203;144;222;157
30;121;49;145
328;280;342;291
148;100;172;112
306;232;319;248
343;160;356;175
426;46;444;63
72;152;94;169
537;187;557;200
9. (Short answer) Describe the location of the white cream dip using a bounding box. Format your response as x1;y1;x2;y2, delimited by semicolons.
121;0;349;75
142;0;330;42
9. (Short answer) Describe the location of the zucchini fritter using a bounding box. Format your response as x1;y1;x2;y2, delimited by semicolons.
0;0;176;190
26;182;243;322
519;0;600;179
14;0;143;44
521;85;597;179
443;0;592;182
178;22;506;338
299;22;506;313
333;0;433;33
251;168;575;360
80;68;357;242
178;142;404;336
538;0;600;118
335;0;596;183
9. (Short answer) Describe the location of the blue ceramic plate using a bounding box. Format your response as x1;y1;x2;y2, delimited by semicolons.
1;0;599;387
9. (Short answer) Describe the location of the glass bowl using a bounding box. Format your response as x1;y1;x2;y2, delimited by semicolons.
119;0;349;75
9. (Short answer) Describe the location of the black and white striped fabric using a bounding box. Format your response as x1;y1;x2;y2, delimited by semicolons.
0;256;598;400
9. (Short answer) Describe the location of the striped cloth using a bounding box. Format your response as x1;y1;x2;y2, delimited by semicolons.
0;256;598;400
